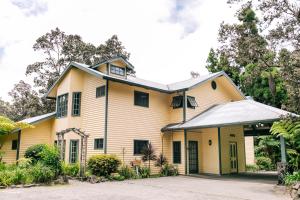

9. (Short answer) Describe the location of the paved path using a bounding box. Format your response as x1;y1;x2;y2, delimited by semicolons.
0;176;291;200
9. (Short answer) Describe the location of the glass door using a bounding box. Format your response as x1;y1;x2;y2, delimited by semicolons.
188;141;199;174
69;140;79;164
229;142;238;173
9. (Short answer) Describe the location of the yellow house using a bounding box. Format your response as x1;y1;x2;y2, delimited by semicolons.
0;56;290;175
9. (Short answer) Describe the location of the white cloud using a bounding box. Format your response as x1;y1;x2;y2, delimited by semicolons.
0;0;236;101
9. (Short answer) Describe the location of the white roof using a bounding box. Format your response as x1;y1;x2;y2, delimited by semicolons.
21;112;56;124
164;100;293;130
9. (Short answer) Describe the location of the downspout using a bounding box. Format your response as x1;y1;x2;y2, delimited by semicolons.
183;90;188;175
16;130;21;161
104;64;109;154
218;127;222;175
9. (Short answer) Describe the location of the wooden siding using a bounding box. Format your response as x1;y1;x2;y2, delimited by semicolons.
0;133;18;164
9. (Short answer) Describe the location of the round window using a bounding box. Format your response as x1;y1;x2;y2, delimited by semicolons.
211;81;217;90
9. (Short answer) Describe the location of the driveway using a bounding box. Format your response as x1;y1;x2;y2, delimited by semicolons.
0;176;290;200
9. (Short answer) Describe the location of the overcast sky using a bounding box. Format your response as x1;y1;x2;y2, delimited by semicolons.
0;0;237;101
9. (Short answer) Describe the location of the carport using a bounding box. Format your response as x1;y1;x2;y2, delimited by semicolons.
163;99;293;181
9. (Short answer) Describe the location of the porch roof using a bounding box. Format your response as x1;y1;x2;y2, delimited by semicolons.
162;100;293;131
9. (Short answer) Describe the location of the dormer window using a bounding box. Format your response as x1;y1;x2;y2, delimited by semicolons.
171;95;198;109
110;64;125;76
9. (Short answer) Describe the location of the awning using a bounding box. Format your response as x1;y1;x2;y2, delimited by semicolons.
162;100;294;131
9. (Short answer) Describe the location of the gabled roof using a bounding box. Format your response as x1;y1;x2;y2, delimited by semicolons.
162;100;293;131
45;61;245;97
91;56;135;70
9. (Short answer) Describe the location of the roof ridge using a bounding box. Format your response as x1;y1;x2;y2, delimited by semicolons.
246;100;289;116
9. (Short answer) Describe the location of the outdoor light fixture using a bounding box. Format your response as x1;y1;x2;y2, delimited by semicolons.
209;139;212;146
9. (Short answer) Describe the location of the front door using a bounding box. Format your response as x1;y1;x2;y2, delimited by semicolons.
229;142;238;173
189;141;199;174
69;140;79;164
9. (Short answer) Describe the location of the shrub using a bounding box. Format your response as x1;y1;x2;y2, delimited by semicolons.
139;166;150;178
155;153;167;168
39;145;61;174
110;173;125;181
17;158;32;169
284;171;300;185
62;162;79;177
118;165;136;179
24;144;47;163
256;156;273;170
160;164;178;176
246;164;259;172
29;162;55;183
88;155;121;177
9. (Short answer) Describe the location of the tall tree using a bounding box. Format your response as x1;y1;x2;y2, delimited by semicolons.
0;98;11;119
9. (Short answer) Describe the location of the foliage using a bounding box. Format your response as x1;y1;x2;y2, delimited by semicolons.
138;166;150;178
271;115;300;171
256;156;273;171
155;153;168;168
160;164;179;176
284;171;300;186
29;162;55;183
62;162;79;177
0;151;5;163
17;158;32;169
109;173;125;181
39;145;61;174
0;115;33;136
87;154;121;177
24;144;48;163
246;164;259;172
141;143;157;171
118;165;136;179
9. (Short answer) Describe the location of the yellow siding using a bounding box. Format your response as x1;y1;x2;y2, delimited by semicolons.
20;120;53;158
107;81;170;173
220;126;246;174
0;133;18;164
245;136;255;165
186;76;244;120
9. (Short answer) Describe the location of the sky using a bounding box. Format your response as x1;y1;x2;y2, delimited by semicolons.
0;0;237;101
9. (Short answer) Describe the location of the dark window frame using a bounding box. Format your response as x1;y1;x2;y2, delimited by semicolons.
72;92;81;116
96;86;106;98
133;140;149;155
171;95;198;109
94;138;104;150
173;141;181;164
56;93;68;118
69;139;79;164
110;64;125;76
12;139;18;150
134;91;149;108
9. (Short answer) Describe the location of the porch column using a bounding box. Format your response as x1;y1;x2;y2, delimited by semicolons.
280;135;287;163
16;130;21;161
183;90;188;175
218;127;222;175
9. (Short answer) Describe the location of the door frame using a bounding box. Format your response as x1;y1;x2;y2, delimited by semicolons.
229;141;238;173
188;140;199;174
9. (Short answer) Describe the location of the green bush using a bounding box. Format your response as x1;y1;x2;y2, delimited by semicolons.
62;162;79;177
29;162;55;183
139;166;150;178
118;165;136;179
160;164;178;176
110;173;125;181
24;144;47;163
256;156;273;170
284;171;300;185
88;155;121;177
246;164;259;172
39;145;61;174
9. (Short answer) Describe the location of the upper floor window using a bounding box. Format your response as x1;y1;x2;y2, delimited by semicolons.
110;65;125;76
171;95;198;109
72;92;81;116
57;93;68;118
96;86;105;98
134;91;149;108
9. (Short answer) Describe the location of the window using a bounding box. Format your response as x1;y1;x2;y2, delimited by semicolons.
11;140;18;150
57;93;68;118
72;92;81;116
134;91;149;107
94;138;104;150
96;86;105;98
173;141;181;164
134;140;148;155
171;96;198;109
110;65;125;76
69;140;79;164
211;80;217;90
54;140;66;160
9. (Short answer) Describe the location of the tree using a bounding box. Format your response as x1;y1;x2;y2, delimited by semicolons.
0;98;11;119
8;81;44;122
0;115;33;136
141;143;157;172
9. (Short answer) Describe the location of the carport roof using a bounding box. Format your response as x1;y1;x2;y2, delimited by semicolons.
162;100;293;131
